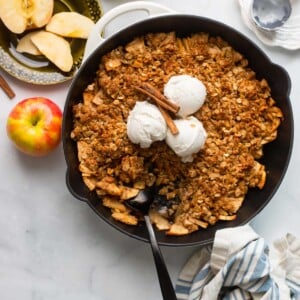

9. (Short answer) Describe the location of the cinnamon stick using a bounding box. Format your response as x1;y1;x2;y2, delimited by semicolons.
140;82;180;112
134;83;179;135
158;106;179;135
134;84;179;114
0;75;15;99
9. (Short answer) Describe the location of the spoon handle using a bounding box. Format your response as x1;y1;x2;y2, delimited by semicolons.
144;215;177;300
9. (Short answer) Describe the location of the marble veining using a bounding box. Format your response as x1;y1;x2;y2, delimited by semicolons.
0;1;299;299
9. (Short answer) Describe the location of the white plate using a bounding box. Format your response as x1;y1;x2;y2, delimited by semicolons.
238;0;300;50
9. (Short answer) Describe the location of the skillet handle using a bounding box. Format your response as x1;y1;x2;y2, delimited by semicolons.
65;168;88;202
83;1;175;61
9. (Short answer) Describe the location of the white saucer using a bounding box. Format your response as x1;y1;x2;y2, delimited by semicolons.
238;0;300;50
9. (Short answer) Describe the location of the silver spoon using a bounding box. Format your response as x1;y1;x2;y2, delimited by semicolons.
252;0;292;31
126;188;177;300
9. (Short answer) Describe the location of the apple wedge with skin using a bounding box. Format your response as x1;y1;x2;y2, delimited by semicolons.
0;0;54;34
46;12;95;39
30;31;73;72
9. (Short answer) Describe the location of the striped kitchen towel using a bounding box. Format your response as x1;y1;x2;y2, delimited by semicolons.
176;225;300;300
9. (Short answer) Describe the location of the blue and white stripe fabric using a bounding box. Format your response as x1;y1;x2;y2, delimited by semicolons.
176;225;300;300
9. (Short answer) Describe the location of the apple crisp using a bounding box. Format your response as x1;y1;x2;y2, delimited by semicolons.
71;32;283;235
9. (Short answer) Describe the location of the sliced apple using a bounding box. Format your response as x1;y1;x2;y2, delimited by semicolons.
16;32;42;55
31;31;73;72
46;12;95;39
0;0;27;34
30;0;54;29
0;0;54;34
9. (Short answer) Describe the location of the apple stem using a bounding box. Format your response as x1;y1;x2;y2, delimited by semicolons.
31;115;40;126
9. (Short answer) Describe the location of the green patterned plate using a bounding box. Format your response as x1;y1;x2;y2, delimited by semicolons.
0;0;102;85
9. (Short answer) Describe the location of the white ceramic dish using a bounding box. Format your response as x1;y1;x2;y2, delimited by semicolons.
83;1;175;61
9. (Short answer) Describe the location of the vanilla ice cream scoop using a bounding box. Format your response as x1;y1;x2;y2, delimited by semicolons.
166;116;207;162
127;101;167;148
164;75;206;117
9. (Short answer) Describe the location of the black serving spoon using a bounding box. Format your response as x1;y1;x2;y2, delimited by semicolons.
126;188;177;300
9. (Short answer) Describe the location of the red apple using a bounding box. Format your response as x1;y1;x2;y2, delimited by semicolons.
6;97;62;157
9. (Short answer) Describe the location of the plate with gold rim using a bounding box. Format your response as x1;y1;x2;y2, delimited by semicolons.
0;0;103;85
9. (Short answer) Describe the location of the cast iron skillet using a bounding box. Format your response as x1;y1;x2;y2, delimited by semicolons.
63;15;293;247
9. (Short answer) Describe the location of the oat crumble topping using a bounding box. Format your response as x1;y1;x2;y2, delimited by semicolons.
71;32;283;235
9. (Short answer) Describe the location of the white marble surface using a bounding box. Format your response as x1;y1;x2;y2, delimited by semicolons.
0;0;299;299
